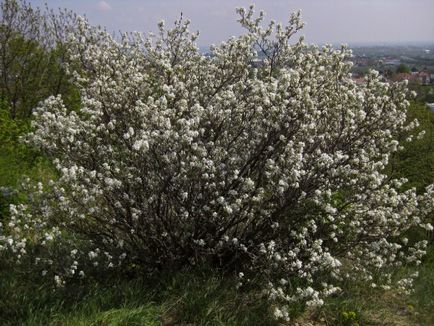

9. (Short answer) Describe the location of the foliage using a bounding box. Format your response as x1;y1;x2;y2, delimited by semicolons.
410;84;434;103
0;0;79;119
0;100;55;221
0;102;29;218
387;101;434;192
1;5;434;322
396;63;410;74
0;0;78;219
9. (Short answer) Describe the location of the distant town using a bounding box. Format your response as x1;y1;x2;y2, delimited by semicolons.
350;44;434;112
351;44;434;84
231;43;434;87
239;43;434;112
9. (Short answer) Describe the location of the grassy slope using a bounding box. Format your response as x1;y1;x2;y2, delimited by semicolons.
0;254;433;325
0;267;275;326
300;247;434;326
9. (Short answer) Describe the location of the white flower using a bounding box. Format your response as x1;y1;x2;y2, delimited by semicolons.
54;275;64;287
132;139;149;151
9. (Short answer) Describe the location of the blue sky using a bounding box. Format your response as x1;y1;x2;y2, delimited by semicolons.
30;0;434;45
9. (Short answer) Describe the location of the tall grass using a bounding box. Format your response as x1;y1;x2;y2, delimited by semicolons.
0;265;276;325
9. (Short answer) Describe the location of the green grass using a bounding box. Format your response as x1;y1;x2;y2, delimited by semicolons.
1;255;433;325
296;247;434;326
409;247;434;325
0;265;277;326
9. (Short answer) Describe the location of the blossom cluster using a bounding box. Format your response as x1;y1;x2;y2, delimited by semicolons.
1;6;433;320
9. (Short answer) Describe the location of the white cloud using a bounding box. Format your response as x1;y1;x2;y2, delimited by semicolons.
97;1;112;12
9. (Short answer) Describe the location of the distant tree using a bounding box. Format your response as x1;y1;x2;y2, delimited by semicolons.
0;0;78;119
409;84;434;103
382;68;394;78
396;63;410;74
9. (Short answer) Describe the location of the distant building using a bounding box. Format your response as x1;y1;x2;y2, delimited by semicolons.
391;73;414;83
390;71;432;85
417;71;431;85
384;59;401;66
352;77;366;85
352;56;370;66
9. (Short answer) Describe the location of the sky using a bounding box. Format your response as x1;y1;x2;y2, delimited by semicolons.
29;0;434;46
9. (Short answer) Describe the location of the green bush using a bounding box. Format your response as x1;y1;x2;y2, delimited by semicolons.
387;101;434;192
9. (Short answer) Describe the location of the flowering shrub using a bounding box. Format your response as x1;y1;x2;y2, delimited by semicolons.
1;6;433;320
